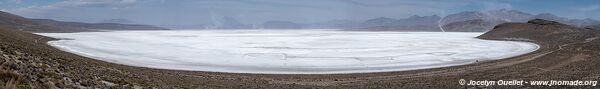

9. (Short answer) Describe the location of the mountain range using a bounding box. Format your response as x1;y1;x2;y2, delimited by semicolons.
440;9;600;32
0;11;168;33
194;9;600;32
2;9;599;32
98;19;137;24
356;9;600;32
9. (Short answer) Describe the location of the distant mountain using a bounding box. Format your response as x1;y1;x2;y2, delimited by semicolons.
172;9;600;31
529;13;599;26
307;19;360;28
349;15;442;31
360;17;397;27
360;15;441;27
438;9;532;32
262;21;307;29
221;17;252;29
439;9;600;32
398;15;441;26
432;9;600;31
442;19;494;32
525;13;600;27
441;11;492;25
486;9;534;22
33;19;169;30
255;9;600;32
160;24;206;29
160;9;600;31
98;19;136;24
478;19;590;44
567;18;600;27
442;9;538;25
350;25;441;32
203;16;254;29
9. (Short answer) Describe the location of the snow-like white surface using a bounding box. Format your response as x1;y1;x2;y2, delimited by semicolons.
38;30;539;74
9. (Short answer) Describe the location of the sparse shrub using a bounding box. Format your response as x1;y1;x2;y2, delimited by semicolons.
0;70;29;89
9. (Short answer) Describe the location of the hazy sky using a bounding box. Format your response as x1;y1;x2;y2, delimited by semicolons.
1;0;599;26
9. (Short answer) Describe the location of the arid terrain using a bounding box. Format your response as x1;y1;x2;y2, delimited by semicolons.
2;16;600;89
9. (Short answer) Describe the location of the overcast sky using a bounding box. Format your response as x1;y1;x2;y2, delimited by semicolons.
1;0;599;26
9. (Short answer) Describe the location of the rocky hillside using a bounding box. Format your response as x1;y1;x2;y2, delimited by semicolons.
0;26;136;88
0;25;206;88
